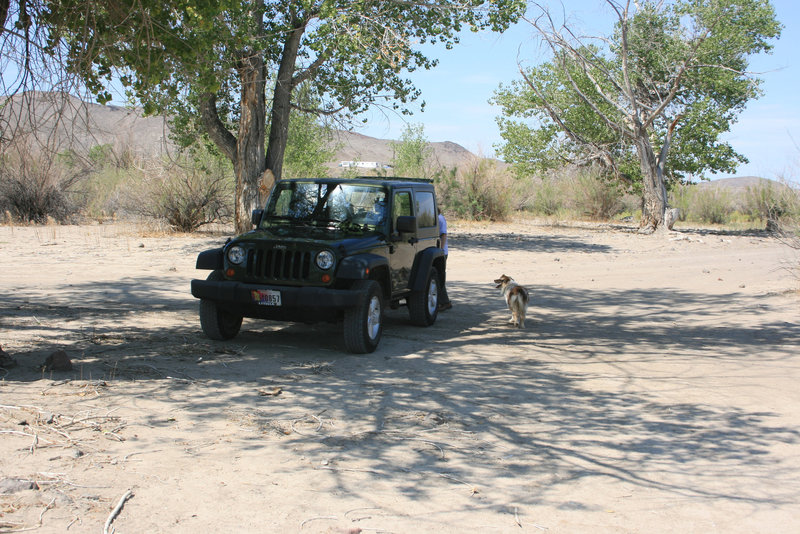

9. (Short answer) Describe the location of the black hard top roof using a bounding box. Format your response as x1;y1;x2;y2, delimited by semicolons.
278;177;434;188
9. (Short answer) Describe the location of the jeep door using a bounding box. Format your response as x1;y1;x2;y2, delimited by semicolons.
389;188;417;291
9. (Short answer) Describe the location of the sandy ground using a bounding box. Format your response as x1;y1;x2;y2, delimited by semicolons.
1;218;798;533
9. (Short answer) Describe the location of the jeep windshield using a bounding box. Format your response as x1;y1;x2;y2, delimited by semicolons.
261;181;388;236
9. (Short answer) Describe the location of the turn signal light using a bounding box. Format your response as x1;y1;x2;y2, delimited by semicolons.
321;274;331;283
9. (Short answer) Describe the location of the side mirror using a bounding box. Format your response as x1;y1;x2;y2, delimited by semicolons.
396;215;417;234
251;209;264;227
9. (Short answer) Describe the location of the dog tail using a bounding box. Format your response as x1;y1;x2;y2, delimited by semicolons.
509;286;529;306
512;286;530;304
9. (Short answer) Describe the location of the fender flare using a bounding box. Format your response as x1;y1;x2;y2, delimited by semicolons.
337;253;389;281
409;247;445;292
196;248;224;270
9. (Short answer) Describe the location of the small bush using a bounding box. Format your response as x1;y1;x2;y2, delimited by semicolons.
435;157;513;221
571;169;624;220
669;183;694;222
742;181;800;232
119;152;233;232
689;187;733;225
529;177;565;216
0;139;88;223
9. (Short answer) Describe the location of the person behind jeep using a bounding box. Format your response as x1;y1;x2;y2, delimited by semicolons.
438;208;452;311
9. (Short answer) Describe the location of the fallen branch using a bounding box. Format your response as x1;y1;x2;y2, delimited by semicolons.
299;515;337;529
103;489;133;534
39;497;56;523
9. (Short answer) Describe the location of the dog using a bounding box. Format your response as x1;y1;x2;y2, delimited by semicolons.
494;274;530;328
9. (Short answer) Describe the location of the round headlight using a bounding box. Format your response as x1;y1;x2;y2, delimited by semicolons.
316;250;335;270
227;245;246;265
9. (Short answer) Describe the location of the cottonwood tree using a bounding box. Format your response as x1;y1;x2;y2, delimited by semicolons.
493;0;781;232
45;0;525;232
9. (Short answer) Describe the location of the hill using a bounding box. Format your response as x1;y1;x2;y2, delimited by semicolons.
0;91;478;172
0;91;173;159
328;130;477;174
696;176;784;192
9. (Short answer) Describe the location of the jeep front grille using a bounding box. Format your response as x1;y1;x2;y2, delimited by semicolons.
246;248;312;281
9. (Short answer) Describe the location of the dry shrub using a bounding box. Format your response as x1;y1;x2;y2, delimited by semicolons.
0;137;89;223
435;156;515;221
742;180;800;232
118;154;233;232
569;168;624;219
689;186;733;225
527;174;566;216
516;166;625;221
669;183;693;222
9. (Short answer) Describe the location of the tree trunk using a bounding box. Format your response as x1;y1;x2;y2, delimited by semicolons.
265;20;305;191
0;0;10;34
199;4;268;235
635;136;668;233
234;53;267;233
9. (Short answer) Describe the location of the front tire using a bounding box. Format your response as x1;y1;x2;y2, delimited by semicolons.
343;280;383;354
199;270;243;340
408;266;439;326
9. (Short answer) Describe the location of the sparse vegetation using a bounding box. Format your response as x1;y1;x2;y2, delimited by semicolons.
0;137;91;223
688;187;734;225
436;156;516;221
1;94;797;234
743;180;800;232
118;152;233;232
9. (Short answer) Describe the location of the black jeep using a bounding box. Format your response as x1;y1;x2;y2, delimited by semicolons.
190;177;445;353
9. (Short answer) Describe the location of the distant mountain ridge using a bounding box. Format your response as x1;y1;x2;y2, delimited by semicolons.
0;91;477;173
1;91;173;159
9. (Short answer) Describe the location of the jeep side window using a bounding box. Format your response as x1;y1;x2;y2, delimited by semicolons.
415;191;436;228
392;191;412;231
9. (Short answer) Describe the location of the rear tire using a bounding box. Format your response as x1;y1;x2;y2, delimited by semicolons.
343;280;383;354
199;270;243;340
408;266;439;326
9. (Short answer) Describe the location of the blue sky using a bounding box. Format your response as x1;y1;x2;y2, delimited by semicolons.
358;0;800;181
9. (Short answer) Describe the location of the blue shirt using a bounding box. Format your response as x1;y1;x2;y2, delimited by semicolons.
438;213;448;255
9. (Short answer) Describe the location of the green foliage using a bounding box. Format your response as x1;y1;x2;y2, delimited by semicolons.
669;183;694;222
282;113;335;178
573;170;624;220
282;87;337;179
88;144;115;166
75;166;131;220
529;177;565;216
520;167;624;221
46;0;525;152
391;123;434;178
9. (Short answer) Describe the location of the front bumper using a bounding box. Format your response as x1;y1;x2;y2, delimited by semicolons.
191;279;361;310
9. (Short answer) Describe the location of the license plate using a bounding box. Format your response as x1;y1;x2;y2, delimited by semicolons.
251;289;281;306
